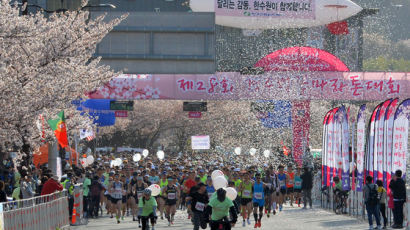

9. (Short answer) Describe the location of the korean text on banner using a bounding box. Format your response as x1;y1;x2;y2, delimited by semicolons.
384;98;399;190
340;106;350;190
322;109;332;186
356;104;366;192
215;0;316;19
367;104;381;180
374;99;392;181
192;136;211;150
392;99;410;177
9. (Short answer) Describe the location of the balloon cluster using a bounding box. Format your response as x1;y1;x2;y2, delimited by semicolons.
211;170;237;200
80;155;94;167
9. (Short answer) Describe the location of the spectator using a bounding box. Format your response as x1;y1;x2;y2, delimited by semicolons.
375;180;387;229
0;180;7;202
389;170;406;229
20;174;35;199
364;176;381;230
89;175;103;218
301;166;313;209
41;175;63;195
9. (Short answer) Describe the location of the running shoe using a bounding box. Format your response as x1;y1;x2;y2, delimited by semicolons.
279;205;283;211
168;221;171;226
117;220;120;224
264;209;267;214
243;220;246;227
273;210;276;215
254;223;258;228
267;213;270;218
247;219;251;225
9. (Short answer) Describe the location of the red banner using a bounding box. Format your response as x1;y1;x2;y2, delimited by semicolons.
115;111;128;117
292;100;310;167
188;111;202;118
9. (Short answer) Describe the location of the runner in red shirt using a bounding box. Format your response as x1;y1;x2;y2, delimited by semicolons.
183;172;197;219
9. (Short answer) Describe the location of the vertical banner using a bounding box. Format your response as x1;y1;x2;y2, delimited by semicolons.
340;106;350;190
367;104;381;180
292;100;310;167
384;98;399;189
374;99;392;181
356;104;366;192
322;110;332;186
327;108;339;186
333;108;342;185
392;99;410;178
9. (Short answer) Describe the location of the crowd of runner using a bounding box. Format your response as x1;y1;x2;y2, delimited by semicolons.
1;150;407;230
50;151;316;230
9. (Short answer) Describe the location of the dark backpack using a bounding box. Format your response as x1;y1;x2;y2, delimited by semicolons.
367;184;379;206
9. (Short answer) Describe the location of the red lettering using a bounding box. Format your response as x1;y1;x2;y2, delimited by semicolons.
386;77;400;94
350;75;363;96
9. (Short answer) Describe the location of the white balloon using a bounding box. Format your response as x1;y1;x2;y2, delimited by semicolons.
211;170;224;180
133;154;142;162
80;158;88;167
213;176;228;190
234;147;241;155
86;155;94;165
115;158;122;166
263;150;270;158
142;149;149;158
225;187;238;200
148;184;161;196
157;150;165;160
249;148;257;156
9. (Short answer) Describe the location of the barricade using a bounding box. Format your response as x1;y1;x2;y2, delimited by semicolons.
320;181;410;229
0;190;69;230
71;184;87;226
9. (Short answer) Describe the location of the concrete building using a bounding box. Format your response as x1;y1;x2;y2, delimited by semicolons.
28;0;373;74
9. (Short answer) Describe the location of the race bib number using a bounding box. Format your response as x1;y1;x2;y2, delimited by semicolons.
195;202;205;211
295;181;302;187
279;180;285;187
167;193;176;200
254;192;263;200
243;190;251;197
288;180;294;185
137;192;143;199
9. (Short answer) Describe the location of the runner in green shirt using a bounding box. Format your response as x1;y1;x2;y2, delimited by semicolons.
205;188;237;229
138;189;157;230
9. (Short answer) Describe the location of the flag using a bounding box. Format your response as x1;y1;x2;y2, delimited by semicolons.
281;141;290;156
326;21;349;35
391;99;410;178
356;104;366;192
80;128;95;141
47;111;68;148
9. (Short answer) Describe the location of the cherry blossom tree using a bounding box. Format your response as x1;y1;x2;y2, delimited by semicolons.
0;0;126;151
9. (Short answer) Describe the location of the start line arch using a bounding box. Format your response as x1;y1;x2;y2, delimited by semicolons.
88;72;410;101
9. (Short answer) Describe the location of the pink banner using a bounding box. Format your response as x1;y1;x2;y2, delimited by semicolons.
215;0;316;19
88;72;410;101
292;100;310;167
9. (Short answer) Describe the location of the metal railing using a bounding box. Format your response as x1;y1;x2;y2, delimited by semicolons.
1;190;69;230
